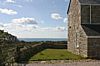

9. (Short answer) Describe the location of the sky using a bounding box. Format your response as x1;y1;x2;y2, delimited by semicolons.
0;0;70;38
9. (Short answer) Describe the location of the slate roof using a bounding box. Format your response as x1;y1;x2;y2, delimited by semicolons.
82;24;100;36
79;0;100;4
67;0;100;14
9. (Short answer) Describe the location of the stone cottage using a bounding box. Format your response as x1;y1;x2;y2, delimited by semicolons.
67;0;100;58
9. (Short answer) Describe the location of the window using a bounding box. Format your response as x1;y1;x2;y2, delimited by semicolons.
81;5;90;24
91;5;100;24
81;5;100;24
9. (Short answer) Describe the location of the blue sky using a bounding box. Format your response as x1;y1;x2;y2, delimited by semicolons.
0;0;70;38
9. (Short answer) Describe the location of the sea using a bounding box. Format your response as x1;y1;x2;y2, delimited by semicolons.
18;38;67;42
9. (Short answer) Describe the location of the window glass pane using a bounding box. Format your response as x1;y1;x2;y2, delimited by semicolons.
91;5;100;24
81;5;90;24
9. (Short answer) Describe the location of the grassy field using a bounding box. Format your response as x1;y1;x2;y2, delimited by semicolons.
29;49;84;61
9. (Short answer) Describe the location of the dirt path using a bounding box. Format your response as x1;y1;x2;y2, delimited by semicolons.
26;61;100;66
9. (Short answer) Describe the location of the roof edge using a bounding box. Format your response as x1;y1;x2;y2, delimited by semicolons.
67;0;71;14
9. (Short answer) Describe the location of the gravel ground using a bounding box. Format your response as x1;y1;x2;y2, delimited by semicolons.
16;60;100;66
26;61;100;66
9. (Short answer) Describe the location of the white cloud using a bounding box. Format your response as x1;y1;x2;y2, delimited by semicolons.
63;18;68;23
0;24;4;30
25;25;38;31
4;0;23;8
1;22;67;38
0;8;17;15
0;16;67;38
12;17;38;24
5;0;15;3
0;17;39;33
3;22;66;33
14;4;23;8
38;26;66;32
0;24;4;27
51;13;62;20
55;27;66;31
0;23;4;30
26;0;33;2
4;23;38;32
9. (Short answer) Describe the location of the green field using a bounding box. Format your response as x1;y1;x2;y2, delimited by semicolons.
29;49;84;61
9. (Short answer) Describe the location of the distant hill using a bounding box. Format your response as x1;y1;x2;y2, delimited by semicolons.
0;30;18;42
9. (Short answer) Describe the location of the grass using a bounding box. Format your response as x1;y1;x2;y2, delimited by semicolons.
29;49;84;61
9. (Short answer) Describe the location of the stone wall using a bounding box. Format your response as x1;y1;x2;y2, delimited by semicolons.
68;0;79;53
68;0;88;57
0;41;16;66
78;26;88;57
15;43;45;63
88;38;100;58
0;30;18;66
15;42;67;63
68;0;81;54
0;30;18;42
